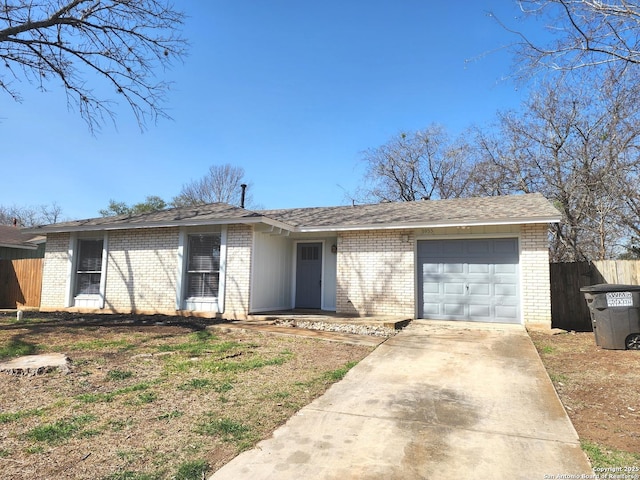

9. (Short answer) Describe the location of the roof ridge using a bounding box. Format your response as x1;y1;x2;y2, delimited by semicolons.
24;193;560;234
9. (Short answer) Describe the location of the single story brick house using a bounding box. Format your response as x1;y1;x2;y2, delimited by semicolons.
26;193;561;327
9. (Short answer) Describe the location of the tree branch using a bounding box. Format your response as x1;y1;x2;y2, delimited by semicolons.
0;0;186;132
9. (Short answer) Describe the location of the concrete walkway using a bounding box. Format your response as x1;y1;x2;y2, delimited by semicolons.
210;320;593;480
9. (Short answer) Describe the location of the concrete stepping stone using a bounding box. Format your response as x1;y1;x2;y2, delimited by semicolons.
0;353;71;376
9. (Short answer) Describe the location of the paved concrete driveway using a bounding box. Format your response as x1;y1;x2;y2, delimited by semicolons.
210;320;593;479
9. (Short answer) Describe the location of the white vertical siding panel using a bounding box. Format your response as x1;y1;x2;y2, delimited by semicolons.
251;233;293;312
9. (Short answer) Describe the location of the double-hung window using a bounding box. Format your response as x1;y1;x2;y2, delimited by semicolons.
75;239;104;296
186;234;221;298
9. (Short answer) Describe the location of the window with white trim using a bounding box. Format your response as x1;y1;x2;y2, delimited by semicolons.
75;238;104;296
186;234;221;298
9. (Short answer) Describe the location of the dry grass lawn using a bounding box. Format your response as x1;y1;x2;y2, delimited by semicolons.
5;312;638;477
530;330;640;469
0;312;373;479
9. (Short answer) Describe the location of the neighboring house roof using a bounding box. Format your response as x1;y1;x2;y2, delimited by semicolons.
24;193;561;235
0;224;45;250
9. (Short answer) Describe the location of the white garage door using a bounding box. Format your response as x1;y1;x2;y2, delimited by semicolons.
417;238;520;323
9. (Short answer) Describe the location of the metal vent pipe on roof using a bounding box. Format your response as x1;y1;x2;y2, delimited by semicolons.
240;184;247;208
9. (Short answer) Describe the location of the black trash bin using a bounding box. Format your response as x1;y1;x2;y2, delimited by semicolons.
580;284;640;350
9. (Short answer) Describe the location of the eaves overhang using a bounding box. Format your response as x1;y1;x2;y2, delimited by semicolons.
0;242;38;250
22;216;295;235
23;214;561;236
293;215;563;233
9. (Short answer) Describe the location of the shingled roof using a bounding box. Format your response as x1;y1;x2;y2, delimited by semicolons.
25;203;266;233
261;193;560;231
25;193;561;234
0;225;45;249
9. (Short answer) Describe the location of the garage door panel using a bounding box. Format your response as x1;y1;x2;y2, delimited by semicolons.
468;263;490;274
494;274;517;284
444;282;465;295
422;302;441;316
494;239;518;255
422;263;440;275
442;243;464;255
443;263;464;274
495;283;517;296
423;281;440;294
418;238;520;324
469;304;492;319
468;283;490;296
495;305;519;321
467;240;491;255
443;302;465;316
495;263;517;274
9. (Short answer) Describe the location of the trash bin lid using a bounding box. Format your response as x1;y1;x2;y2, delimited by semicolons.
580;283;640;293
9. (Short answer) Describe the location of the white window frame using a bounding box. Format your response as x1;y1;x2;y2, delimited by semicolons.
67;232;108;309
176;226;227;313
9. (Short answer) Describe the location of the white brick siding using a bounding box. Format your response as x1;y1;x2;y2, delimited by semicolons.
222;224;252;319
40;225;254;318
336;230;414;316
40;232;71;309
520;224;552;327
104;228;178;312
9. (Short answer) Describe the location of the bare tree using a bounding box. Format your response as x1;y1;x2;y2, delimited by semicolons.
492;1;640;259
173;164;252;208
511;0;640;73
41;201;63;223
0;201;65;226
471;71;640;261
611;162;640;255
355;125;475;203
0;0;186;132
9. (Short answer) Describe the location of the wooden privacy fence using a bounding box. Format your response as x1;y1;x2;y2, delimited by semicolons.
0;258;43;308
551;260;640;331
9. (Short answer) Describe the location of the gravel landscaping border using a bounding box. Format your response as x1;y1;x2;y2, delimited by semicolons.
273;319;399;337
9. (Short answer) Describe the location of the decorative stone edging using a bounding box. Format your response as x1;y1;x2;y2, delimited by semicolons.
274;319;398;337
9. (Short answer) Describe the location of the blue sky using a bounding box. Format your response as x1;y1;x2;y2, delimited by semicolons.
1;1;545;221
